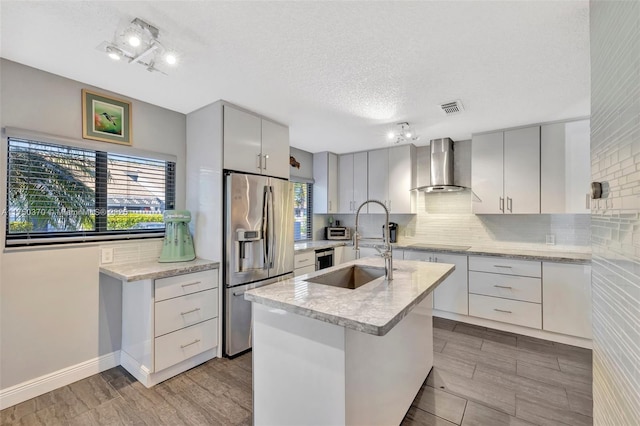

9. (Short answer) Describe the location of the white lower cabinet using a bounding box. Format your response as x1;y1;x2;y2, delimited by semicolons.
294;251;316;277
542;262;592;339
403;251;468;315
468;257;542;329
121;268;219;387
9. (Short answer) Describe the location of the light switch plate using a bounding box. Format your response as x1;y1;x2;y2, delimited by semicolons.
101;248;114;264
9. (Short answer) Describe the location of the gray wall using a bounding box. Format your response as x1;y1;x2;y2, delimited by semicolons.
0;59;186;389
590;1;640;424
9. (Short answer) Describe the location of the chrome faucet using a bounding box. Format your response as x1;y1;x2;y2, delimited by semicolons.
354;200;393;281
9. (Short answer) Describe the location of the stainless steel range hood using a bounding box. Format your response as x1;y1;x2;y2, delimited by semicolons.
414;138;466;193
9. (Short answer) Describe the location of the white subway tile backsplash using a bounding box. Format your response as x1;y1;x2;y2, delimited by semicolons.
101;239;163;266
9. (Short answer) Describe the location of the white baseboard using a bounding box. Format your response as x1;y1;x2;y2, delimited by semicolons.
434;310;592;349
0;351;120;410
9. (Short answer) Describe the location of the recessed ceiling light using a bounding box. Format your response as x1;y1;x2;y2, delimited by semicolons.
165;53;177;65
106;46;122;61
128;35;141;47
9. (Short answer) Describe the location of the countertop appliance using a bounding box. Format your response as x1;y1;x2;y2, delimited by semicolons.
224;171;294;357
315;247;334;270
325;226;351;240
158;210;196;262
382;222;398;243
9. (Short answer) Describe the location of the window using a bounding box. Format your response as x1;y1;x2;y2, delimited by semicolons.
293;182;312;241
6;137;175;246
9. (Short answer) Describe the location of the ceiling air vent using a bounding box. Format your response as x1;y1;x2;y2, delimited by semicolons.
440;100;464;116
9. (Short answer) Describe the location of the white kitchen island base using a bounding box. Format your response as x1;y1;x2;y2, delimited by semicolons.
252;293;434;426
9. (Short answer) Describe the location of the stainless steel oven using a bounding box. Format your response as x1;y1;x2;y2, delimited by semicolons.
315;248;334;270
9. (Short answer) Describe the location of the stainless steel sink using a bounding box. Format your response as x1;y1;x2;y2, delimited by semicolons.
306;265;386;290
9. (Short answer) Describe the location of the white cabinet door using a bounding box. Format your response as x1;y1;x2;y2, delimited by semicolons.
404;251;468;315
313;152;338;214
223;105;262;174
353;152;369;213
472;132;504;214
338;153;355;213
367;148;389;214
504;126;540;214
261;119;290;179
541;120;590;214
388;145;416;214
542;262;592;339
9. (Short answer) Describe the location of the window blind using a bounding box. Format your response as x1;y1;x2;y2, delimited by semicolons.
6;137;176;246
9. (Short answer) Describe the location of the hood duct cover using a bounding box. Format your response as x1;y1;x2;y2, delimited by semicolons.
416;138;466;193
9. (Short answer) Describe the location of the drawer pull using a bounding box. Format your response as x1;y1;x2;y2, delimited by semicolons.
180;308;201;316
181;281;201;288
494;308;512;314
493;285;513;289
298;258;310;262
493;265;512;269
180;339;201;349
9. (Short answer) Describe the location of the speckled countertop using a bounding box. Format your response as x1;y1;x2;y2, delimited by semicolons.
100;258;219;282
244;257;454;336
294;240;349;253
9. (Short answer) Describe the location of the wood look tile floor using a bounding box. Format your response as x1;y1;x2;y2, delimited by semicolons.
1;318;593;426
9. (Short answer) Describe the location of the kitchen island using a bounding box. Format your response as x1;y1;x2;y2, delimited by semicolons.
244;257;454;426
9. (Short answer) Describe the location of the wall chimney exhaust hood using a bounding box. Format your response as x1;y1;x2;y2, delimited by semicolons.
414;138;466;193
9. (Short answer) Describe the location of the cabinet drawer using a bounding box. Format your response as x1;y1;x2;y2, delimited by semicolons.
469;271;541;303
155;289;218;337
468;256;541;278
469;294;541;329
154;318;218;372
155;270;218;302
294;264;316;277
294;252;315;269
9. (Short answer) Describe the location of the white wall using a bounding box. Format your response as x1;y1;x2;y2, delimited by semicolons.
0;59;187;390
590;2;640;424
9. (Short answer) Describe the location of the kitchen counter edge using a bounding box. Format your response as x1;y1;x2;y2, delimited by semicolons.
100;258;220;282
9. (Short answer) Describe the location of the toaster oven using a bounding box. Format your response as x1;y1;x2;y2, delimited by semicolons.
325;227;350;240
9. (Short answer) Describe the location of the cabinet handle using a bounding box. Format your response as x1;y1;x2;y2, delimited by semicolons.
499;197;504;212
434;257;438;262
180;307;201;315
256;154;262;170
494;309;512;314
180;339;201;349
232;291;244;297
507;197;513;213
298;258;310;263
181;281;201;288
329;200;332;211
493;265;512;269
263;154;269;170
493;285;513;289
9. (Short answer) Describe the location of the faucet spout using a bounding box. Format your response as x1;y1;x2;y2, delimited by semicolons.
354;200;393;281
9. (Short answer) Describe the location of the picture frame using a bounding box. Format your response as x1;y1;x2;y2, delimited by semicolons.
82;89;132;145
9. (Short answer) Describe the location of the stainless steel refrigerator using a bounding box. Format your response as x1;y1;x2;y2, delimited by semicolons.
224;171;294;356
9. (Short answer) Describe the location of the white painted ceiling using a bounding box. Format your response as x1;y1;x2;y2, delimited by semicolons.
0;1;590;154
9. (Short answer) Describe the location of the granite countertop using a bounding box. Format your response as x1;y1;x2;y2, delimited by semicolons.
244;257;454;336
100;258;219;282
294;240;349;253
396;243;591;264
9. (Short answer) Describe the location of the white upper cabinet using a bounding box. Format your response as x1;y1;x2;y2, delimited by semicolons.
313;152;338;214
338;152;368;213
541;120;591;214
223;105;289;179
504;126;540;214
223;106;262;174
471;132;504;214
367;145;416;214
261;119;290;179
472;126;540;214
367;148;390;214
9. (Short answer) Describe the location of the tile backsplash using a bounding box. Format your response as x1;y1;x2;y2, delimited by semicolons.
318;190;591;252
100;239;163;265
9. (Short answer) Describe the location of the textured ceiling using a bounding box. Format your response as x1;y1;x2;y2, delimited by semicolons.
0;1;590;154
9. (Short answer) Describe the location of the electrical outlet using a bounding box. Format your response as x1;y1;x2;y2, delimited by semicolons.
101;248;114;264
545;234;555;245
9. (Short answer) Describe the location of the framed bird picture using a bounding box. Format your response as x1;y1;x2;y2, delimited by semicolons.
82;89;132;145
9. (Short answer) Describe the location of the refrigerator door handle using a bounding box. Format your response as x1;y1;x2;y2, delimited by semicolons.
268;185;275;269
262;186;269;269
